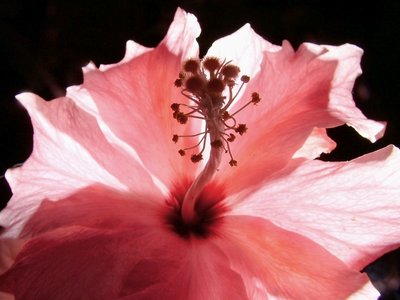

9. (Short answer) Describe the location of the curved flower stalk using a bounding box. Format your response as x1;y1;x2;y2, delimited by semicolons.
0;8;399;299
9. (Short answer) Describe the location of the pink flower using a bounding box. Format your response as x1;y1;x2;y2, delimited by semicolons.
1;8;399;299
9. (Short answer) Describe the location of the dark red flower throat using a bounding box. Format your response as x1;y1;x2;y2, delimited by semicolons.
166;181;227;239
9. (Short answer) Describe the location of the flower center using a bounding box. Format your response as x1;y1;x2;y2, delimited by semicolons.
166;182;226;239
170;57;260;225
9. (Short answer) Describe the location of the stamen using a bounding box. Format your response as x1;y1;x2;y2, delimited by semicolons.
171;103;180;111
251;92;261;104
180;91;201;105
224;138;237;166
222;111;230;121
222;117;237;130
210;139;223;148
229;159;238;167
222;80;245;111
235;124;248;135
203;57;221;73
241;75;250;83
171;57;260;167
174;79;182;87
170;56;261;224
191;154;203;163
185;76;205;94
183;59;201;73
174;131;207;139
230;92;262;118
221;64;240;78
227;133;236;142
207;78;226;94
181;133;207;152
173;112;188;124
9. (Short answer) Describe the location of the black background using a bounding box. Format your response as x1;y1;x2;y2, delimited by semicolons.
0;0;399;298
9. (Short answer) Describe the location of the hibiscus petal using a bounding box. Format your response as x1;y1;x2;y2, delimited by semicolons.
316;43;385;142
348;281;382;300
0;292;14;300
0;238;24;275
0;230;248;300
70;8;202;189
292;127;337;159
214;215;378;299
0;238;23;300
0;93;159;238
217;40;385;194
18;184;165;238
230;145;400;270
237;41;384;142
0;184;248;299
206;23;281;82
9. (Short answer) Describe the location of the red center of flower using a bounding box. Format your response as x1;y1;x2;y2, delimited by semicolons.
166;181;227;238
171;57;261;167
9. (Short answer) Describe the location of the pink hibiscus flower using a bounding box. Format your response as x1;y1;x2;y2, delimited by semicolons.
1;8;399;299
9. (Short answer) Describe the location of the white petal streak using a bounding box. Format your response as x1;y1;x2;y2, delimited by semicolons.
162;8;200;58
348;281;380;300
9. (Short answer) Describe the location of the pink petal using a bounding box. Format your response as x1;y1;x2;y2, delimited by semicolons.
0;239;24;275
216;40;385;194
214;216;378;299
0;292;14;300
0;93;159;238
292;127;337;159
0;239;23;300
316;43;386;142
18;184;165;238
0;186;249;299
206;23;281;80
70;8;202;189
230;145;400;270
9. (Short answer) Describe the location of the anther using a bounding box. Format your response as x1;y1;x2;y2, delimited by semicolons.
210;139;223;148
171;103;180;111
172;135;179;143
222;64;240;78
191;154;203;163
251;92;261;104
203;57;221;72
175;112;188;124
226;79;236;88
185;76;205;94
227;133;236;142
241;75;250;83
229;159;238;167
174;78;183;87
183;59;200;73
207;78;225;94
235;124;248;135
222;111;231;121
178;149;186;156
